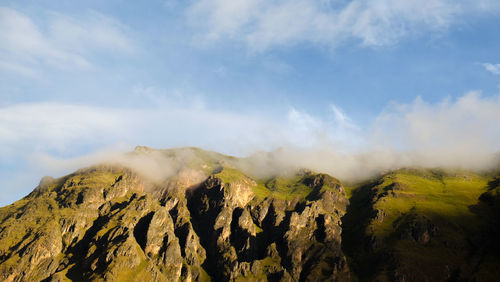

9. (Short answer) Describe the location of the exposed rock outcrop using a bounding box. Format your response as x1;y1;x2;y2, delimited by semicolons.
0;149;350;281
2;149;499;282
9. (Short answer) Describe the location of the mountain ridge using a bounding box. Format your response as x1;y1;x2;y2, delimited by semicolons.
0;147;499;281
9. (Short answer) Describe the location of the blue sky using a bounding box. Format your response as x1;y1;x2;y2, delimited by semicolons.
1;0;500;205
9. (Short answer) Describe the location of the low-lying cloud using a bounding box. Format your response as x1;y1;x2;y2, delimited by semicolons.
2;91;499;191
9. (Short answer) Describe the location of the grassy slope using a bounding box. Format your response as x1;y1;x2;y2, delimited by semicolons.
216;166;342;203
0;169;127;280
0;170;122;248
342;168;495;281
374;169;487;237
2;146;499;281
160;147;344;203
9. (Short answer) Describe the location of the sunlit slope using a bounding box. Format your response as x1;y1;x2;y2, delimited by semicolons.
1;147;500;281
0;147;350;281
343;168;499;282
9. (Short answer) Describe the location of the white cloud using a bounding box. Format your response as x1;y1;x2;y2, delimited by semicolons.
0;99;359;161
48;11;134;54
0;102;269;157
0;7;134;76
285;105;361;150
237;92;500;180
371;91;500;168
330;104;356;129
2;91;500;205
3;91;499;169
187;0;498;51
483;63;500;75
0;103;125;154
0;59;40;78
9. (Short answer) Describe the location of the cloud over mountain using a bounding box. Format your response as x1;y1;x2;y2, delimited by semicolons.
2;91;499;187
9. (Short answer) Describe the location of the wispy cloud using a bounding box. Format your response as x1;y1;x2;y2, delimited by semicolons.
483;63;500;75
0;103;125;155
371;92;500;167
187;0;498;51
0;101;350;159
2;90;500;205
0;7;134;77
2;91;499;174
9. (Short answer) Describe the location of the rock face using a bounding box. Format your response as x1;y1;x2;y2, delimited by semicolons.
1;149;500;282
0;148;350;281
0;166;209;282
187;172;349;281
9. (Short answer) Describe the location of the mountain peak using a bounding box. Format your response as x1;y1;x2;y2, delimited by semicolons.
0;149;499;281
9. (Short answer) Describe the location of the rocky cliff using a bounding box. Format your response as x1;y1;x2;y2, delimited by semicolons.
0;147;349;281
0;147;499;282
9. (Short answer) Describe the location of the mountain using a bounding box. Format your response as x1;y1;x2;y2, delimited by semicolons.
0;147;499;281
342;168;500;281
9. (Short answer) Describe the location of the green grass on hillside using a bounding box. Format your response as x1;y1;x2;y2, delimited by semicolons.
264;175;313;200
370;169;488;239
342;168;493;281
213;167;343;203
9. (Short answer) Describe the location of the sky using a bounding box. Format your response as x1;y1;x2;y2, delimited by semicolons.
1;0;500;205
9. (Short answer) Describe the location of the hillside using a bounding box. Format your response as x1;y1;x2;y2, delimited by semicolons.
0;147;499;281
342;168;500;281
